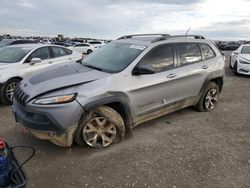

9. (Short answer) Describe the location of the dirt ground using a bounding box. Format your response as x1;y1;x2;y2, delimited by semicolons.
0;51;249;188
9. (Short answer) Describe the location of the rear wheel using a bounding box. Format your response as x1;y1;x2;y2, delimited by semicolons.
195;82;219;112
74;106;125;148
0;78;20;105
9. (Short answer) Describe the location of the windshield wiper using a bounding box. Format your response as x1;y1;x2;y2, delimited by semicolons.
83;63;103;72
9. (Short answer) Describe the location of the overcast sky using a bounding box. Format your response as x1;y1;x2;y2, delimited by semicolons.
1;0;250;40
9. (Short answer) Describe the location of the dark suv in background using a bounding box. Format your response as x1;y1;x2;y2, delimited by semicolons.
0;39;38;48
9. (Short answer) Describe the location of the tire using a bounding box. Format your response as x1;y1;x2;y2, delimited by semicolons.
229;57;233;69
74;106;126;148
233;62;239;75
195;82;219;112
87;49;92;54
0;78;20;105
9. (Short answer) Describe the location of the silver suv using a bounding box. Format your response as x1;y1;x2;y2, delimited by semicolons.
12;34;225;148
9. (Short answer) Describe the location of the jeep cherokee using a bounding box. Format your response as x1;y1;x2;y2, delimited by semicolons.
12;34;225;148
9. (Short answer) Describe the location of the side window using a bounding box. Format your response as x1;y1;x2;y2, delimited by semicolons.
177;43;202;66
51;47;68;58
199;43;215;60
139;44;174;73
27;47;50;62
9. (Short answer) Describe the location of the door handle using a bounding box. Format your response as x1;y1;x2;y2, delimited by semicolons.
201;65;209;69
48;61;53;64
167;73;177;78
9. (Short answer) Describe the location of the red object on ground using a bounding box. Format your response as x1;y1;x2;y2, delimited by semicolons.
0;139;6;149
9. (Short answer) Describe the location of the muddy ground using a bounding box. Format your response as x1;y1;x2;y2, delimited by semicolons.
0;51;249;188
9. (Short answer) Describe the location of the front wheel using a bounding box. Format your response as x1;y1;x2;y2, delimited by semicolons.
233;62;239;75
195;82;219;112
0;78;20;105
74;106;125;148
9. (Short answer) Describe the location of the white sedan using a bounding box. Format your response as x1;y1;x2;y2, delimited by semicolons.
0;44;82;104
69;43;97;54
230;44;250;75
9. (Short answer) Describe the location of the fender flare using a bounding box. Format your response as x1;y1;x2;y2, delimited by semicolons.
83;93;133;127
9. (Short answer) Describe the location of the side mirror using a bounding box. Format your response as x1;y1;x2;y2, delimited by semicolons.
30;58;42;65
234;52;239;55
132;64;155;76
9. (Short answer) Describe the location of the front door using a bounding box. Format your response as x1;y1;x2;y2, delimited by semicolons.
126;44;179;117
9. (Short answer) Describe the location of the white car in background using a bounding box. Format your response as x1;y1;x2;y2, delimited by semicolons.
69;43;96;54
88;41;105;48
0;44;82;104
230;44;250;75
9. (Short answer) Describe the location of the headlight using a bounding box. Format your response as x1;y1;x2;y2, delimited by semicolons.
239;60;250;65
34;93;77;105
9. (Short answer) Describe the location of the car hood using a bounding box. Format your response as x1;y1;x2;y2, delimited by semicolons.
239;54;250;61
0;62;19;70
19;62;111;100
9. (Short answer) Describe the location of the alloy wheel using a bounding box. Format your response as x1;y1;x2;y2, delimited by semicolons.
5;82;18;102
205;89;218;111
82;117;117;148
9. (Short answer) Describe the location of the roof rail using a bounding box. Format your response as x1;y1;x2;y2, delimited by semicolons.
117;34;170;40
151;35;205;43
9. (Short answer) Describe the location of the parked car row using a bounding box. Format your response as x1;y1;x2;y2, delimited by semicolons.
1;34;248;149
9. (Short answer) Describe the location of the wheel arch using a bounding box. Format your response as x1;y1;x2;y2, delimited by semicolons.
6;76;23;83
195;72;223;105
83;95;133;129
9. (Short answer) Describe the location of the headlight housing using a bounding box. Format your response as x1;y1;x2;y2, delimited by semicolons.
34;93;77;105
239;60;250;65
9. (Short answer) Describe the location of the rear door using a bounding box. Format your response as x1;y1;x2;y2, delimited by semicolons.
174;42;215;105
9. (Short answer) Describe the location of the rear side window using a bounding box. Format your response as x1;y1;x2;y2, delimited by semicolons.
52;47;68;57
28;47;51;61
64;48;72;55
199;43;215;59
177;43;202;66
139;44;174;73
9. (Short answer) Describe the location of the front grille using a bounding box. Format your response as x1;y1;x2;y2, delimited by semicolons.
14;84;30;107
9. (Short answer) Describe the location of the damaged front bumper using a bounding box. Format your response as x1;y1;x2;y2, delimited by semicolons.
12;99;84;147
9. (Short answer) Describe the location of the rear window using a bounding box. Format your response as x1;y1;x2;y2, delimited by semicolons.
52;47;68;57
177;43;202;66
65;48;72;55
199;43;215;59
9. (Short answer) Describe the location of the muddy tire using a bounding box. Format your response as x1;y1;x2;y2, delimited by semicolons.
195;82;219;112
0;78;20;105
74;106;125;148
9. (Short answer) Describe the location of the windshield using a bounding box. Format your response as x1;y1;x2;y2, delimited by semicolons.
0;40;12;47
82;42;146;73
241;46;250;54
0;47;31;63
